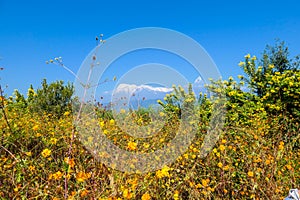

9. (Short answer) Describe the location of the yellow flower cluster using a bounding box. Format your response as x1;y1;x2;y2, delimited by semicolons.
76;171;91;182
64;157;75;168
156;165;171;179
127;141;137;151
49;171;63;180
41;148;51;158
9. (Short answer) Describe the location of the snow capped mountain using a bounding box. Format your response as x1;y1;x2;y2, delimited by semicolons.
113;83;173;96
98;76;207;110
194;76;203;85
112;76;204;99
111;83;173;103
192;76;206;94
106;83;173;110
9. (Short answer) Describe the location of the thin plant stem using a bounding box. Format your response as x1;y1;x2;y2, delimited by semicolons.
62;43;104;199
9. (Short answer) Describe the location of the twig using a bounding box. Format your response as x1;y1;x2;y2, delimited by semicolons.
0;145;18;161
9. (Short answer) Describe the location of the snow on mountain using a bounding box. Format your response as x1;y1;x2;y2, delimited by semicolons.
99;76;207;109
113;83;173;97
109;83;173;109
193;76;203;85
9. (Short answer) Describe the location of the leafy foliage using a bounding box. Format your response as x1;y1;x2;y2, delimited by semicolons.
238;42;300;138
29;79;74;117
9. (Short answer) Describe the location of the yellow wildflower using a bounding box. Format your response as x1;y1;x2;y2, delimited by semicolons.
123;189;133;199
50;138;58;145
213;148;218;153
286;164;292;170
270;89;276;93
109;119;115;126
217;162;223;168
36;133;42;137
201;178;210;187
278;141;284;150
52;171;63;180
248;171;254;177
228;91;236;96
174;190;179;200
64;111;70;116
80;189;89;197
223;165;229;171
76;172;90;182
219;144;226;151
127;141;137;151
32;125;39;131
64;157;75;168
156;165;170;178
99;121;105;128
141;193;151;200
269;64;275;69
28;165;35;171
41;148;51;158
183;153;189;159
143;143;150;149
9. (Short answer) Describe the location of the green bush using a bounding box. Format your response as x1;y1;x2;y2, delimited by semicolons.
28;79;74;117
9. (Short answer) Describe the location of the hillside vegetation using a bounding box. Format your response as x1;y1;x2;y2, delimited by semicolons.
0;42;299;199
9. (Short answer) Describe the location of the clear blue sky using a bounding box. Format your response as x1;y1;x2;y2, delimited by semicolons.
1;0;300;96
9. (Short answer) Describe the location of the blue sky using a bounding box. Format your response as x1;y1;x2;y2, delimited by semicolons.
1;0;300;97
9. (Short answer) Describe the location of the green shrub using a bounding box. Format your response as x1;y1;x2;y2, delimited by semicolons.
28;79;74;117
